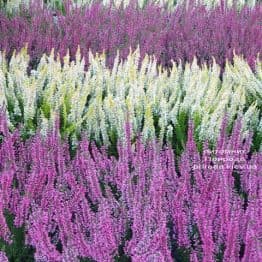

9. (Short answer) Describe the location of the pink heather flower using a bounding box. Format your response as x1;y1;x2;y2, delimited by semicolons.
14;196;31;227
0;171;14;205
0;192;12;243
0;3;261;70
0;251;8;262
0;110;260;261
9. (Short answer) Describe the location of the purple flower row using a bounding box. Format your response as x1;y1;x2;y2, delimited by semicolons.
0;111;261;261
0;3;261;70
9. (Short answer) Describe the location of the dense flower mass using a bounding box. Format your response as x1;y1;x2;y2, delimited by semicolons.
0;2;261;70
0;112;261;261
1;49;261;151
0;0;261;261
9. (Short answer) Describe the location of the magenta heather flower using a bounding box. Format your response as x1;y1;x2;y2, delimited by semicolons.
14;196;31;227
0;3;261;70
0;251;8;262
0;192;11;243
0;110;261;261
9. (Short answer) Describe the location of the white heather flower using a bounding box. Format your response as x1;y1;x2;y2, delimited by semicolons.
0;48;261;148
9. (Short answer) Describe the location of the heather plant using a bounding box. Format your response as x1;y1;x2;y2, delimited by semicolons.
0;2;261;70
0;112;261;261
0;251;8;261
0;48;261;152
0;0;259;14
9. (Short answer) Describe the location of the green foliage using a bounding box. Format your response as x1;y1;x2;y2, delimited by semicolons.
252;126;262;152
39;97;51;119
215;243;226;262
173;110;188;156
79;257;97;262
192;111;203;153
0;210;35;262
173;247;190;262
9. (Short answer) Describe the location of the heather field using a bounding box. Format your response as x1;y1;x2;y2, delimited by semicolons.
0;0;261;261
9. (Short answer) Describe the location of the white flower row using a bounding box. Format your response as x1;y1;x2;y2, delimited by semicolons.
0;0;258;13
0;47;261;148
